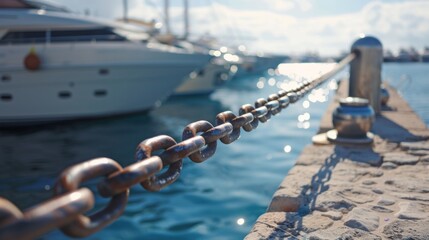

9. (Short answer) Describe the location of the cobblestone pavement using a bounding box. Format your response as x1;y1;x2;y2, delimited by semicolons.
245;81;429;239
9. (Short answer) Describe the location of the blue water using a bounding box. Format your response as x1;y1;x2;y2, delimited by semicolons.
382;63;429;126
0;63;427;240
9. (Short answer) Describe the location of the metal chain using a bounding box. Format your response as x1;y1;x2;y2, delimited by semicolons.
0;53;355;239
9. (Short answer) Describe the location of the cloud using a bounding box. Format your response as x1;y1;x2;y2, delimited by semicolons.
129;1;429;56
270;0;295;12
295;0;312;12
265;0;312;13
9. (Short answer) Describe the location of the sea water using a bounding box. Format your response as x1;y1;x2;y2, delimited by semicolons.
0;63;427;240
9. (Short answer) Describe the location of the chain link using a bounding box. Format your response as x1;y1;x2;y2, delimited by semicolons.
239;104;259;131
98;156;163;197
55;158;129;237
183;121;217;162
0;53;355;239
0;189;94;239
255;98;271;122
136;135;183;192
215;111;241;144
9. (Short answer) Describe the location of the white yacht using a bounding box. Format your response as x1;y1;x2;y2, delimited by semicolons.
0;0;211;126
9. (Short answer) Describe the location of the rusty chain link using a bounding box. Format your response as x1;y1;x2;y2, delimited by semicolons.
0;53;355;239
55;158;129;237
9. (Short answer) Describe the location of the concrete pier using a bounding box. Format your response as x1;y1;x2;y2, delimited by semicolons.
245;79;429;239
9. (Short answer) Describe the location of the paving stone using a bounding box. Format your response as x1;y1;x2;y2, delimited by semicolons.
384;180;394;185
373;141;398;154
372;189;384;194
377;197;396;206
343;159;372;168
400;141;429;151
344;207;380;231
314;198;356;213
420;155;429;164
362;180;376;185
392;192;429;202
336;188;375;204
301;214;334;233
383;219;429;240
320;211;343;221
371;205;394;213
333;168;371;182
369;170;383;177
307;227;382;240
383;152;420;165
337;231;382;240
395;202;429;220
382;178;429;194
381;162;397;169
408;149;429;156
245;212;301;240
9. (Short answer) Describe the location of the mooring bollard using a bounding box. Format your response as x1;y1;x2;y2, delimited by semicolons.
349;36;383;114
332;97;375;139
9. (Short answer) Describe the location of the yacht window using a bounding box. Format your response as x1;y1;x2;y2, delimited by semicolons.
99;69;109;75
94;89;107;97
0;31;46;44
58;91;71;99
1;74;11;82
0;94;13;101
50;28;126;42
0;28;126;44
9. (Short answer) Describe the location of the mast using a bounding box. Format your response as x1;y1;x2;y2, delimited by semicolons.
123;0;128;22
164;0;171;34
183;0;189;40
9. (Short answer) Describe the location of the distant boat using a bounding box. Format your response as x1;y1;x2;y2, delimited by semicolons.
174;48;239;95
152;0;240;95
233;48;289;78
397;48;420;62
0;0;211;126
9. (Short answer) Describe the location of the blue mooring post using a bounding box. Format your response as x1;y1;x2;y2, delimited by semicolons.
349;36;383;114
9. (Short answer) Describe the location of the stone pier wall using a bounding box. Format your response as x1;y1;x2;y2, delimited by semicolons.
245;79;429;239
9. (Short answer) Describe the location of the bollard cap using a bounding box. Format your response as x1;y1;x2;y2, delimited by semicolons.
351;35;382;50
339;97;369;107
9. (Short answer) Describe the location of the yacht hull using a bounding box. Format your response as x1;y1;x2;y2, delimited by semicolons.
0;43;210;125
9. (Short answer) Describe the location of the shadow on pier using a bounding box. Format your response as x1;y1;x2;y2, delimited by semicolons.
372;115;427;142
266;145;380;239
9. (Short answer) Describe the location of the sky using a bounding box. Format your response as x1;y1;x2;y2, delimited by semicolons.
54;0;429;56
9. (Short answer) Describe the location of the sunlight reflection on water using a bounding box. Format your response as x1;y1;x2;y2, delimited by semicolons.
0;63;347;240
